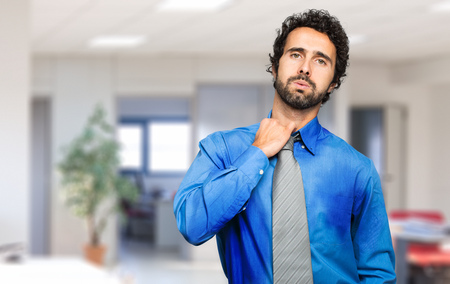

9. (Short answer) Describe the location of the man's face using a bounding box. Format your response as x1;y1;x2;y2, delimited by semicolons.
273;27;337;110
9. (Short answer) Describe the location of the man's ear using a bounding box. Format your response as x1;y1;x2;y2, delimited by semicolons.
327;82;337;93
271;65;277;79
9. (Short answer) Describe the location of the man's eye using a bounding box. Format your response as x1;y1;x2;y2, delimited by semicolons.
291;53;300;59
317;59;326;65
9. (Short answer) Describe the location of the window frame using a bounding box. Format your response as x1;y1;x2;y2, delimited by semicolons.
118;116;191;177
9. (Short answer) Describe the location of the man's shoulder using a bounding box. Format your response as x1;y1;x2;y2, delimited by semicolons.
198;123;260;167
320;127;373;167
202;123;260;147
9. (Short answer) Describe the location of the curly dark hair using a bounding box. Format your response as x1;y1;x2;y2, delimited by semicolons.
267;9;349;104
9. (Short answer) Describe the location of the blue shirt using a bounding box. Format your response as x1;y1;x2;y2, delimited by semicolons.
174;117;396;283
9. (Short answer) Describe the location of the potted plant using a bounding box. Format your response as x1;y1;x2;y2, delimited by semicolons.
58;105;138;266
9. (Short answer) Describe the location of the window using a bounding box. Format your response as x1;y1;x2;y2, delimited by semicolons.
149;121;192;173
118;125;143;170
118;118;191;175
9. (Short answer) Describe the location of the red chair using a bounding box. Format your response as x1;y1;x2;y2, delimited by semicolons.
390;210;450;283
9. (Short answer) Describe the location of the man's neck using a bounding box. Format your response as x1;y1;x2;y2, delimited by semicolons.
272;93;321;132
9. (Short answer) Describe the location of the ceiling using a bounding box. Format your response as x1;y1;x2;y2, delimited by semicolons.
31;0;450;64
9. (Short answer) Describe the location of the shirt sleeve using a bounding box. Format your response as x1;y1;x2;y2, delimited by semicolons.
351;161;396;283
173;132;269;245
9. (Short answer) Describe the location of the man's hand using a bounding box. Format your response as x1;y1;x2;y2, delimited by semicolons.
252;118;296;158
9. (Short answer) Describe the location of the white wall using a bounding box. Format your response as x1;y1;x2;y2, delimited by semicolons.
50;58;117;264
32;55;269;262
0;0;30;248
392;59;450;219
32;53;450;260
348;60;450;218
428;84;450;217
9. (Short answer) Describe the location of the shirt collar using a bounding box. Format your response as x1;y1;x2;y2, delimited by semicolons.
295;117;320;155
267;110;321;155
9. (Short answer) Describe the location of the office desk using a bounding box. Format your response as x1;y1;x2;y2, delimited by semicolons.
394;232;450;284
0;257;122;284
155;200;184;248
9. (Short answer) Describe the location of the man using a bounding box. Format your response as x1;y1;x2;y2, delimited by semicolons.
174;9;396;283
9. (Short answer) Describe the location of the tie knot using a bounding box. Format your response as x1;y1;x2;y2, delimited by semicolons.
281;133;301;151
282;136;295;151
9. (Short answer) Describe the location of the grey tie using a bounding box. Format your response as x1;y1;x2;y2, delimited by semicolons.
272;134;313;283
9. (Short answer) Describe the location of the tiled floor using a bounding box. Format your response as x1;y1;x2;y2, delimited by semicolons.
116;238;228;284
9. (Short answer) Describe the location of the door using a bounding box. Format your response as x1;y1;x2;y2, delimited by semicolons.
350;105;407;211
30;98;51;255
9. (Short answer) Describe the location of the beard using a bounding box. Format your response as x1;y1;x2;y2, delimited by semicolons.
274;74;328;110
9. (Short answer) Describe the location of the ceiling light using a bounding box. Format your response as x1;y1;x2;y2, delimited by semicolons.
348;34;368;45
157;0;233;12
88;36;146;48
430;1;450;12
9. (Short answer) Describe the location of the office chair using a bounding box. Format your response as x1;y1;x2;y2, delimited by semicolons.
390;210;450;283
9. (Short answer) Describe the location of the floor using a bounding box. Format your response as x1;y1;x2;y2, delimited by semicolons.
116;238;228;284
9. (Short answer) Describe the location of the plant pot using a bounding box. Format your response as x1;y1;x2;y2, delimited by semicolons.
84;244;106;266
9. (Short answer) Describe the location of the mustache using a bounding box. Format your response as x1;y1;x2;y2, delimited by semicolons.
287;74;316;89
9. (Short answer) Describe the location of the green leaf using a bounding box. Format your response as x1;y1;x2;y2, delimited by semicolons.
58;104;139;245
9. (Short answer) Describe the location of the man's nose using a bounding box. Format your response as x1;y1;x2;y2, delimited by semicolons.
298;60;311;77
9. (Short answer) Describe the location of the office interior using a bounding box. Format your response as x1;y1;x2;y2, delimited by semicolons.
2;0;450;283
